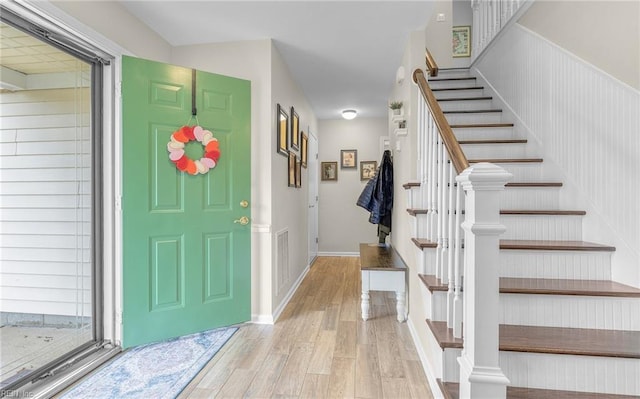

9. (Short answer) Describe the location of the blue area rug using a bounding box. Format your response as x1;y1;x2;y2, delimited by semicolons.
61;327;237;399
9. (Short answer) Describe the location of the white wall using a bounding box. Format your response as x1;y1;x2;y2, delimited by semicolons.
270;44;318;313
474;23;640;288
452;0;472;68
0;86;92;317
425;1;454;69
317;118;388;254
519;1;640;90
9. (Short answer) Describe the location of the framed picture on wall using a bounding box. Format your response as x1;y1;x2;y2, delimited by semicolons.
360;161;378;180
295;160;302;188
277;104;288;156
290;106;300;150
300;132;308;168
340;149;357;169
452;26;471;57
288;152;296;187
321;161;338;181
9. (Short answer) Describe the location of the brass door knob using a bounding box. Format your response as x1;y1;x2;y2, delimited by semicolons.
240;200;249;208
234;216;250;225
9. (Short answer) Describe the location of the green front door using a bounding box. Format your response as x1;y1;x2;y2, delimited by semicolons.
121;56;251;348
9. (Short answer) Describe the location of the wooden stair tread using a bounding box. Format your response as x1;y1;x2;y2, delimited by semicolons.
443;109;502;114
432;86;483;91
500;209;586;215
437;96;493;102
501;239;615;251
427;320;463;348
402;182;420;189
506;182;563;187
406;208;429;216
502;277;640;297
411;238;437;249
468;158;543;163
419;274;639;297
450;122;514;128
438;380;640;399
459;139;527;144
419;274;448;292
427;320;640;358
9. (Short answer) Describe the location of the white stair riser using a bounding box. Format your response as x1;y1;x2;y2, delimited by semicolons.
500;294;640;330
445;112;503;125
501;215;583;241
431;70;472;79
493;162;545;181
434;88;485;99
419;282;447;321
453;127;517;141
461;143;529;159
443;348;462;383
439;99;494;112
428;80;478;89
500;352;640;396
500;251;612;280
501;187;560;209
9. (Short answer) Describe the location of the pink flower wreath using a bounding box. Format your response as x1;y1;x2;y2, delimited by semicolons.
167;125;220;175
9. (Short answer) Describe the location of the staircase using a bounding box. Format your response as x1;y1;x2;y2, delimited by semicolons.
406;68;640;398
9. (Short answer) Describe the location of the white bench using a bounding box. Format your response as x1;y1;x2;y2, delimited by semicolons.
359;243;407;322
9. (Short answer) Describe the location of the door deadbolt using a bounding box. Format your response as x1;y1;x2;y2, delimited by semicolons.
240;200;249;208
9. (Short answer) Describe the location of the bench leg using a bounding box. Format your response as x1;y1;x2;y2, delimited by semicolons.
361;290;370;321
396;291;406;322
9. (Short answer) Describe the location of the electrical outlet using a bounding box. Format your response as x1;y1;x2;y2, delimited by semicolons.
437;13;446;22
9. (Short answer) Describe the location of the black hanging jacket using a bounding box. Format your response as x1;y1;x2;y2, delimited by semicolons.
356;150;393;230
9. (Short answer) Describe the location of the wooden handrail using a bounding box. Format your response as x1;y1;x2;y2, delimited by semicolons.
413;68;469;174
425;48;438;77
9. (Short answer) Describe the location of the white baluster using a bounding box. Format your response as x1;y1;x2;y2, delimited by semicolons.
446;162;455;328
453;180;463;338
434;133;442;280
429;119;438;241
439;144;449;284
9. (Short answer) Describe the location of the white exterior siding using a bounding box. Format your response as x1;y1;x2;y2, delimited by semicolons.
0;86;92;318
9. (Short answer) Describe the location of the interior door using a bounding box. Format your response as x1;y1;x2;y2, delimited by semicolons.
121;56;251;348
307;131;318;265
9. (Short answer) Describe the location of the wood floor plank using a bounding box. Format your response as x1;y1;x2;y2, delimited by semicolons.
243;352;288;398
216;368;257;398
273;341;314;397
334;320;357;358
404;359;435;399
381;377;412;399
307;330;337;375
376;330;406;378
354;344;382;398
299;373;330;398
327;357;356;398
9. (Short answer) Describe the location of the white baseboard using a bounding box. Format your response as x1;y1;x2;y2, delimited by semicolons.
317;251;359;257
250;314;274;324
407;316;445;399
271;263;311;323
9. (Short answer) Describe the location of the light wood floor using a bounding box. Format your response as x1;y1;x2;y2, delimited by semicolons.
178;256;434;399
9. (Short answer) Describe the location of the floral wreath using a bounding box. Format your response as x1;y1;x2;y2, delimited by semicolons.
167;125;220;175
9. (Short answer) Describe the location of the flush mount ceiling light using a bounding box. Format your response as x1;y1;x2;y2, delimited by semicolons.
341;109;357;120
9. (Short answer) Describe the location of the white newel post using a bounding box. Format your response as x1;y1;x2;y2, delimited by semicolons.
456;163;512;399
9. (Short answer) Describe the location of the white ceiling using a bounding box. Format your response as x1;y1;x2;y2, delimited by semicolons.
119;1;434;119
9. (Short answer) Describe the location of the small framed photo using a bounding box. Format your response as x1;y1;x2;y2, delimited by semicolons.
340;149;357;169
295;161;302;188
321;161;338;181
288;152;296;187
277;104;288;156
300;132;308;168
290;106;300;150
360;161;378;180
452;26;471;58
